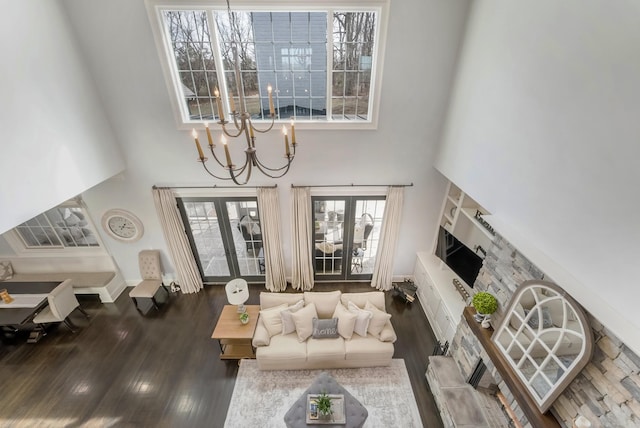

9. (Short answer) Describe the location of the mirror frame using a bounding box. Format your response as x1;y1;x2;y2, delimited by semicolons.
492;280;593;412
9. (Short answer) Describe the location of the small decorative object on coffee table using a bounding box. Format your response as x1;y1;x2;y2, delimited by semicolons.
316;393;332;418
307;393;345;424
472;291;498;322
239;312;249;325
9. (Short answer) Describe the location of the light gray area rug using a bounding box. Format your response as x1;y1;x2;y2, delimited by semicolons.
224;359;423;427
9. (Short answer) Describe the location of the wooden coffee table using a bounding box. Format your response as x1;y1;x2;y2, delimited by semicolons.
211;305;260;359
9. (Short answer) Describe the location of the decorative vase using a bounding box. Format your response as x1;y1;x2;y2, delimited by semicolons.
0;289;14;304
239;314;249;325
481;317;491;329
474;312;485;323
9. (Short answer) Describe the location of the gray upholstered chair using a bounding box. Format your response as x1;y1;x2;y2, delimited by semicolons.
129;250;170;314
33;279;89;333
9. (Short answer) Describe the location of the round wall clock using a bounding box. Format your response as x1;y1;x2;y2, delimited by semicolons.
101;209;144;242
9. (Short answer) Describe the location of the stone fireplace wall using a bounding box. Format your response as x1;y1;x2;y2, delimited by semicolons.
449;234;640;428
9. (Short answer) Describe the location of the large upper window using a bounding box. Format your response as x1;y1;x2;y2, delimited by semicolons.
146;1;388;127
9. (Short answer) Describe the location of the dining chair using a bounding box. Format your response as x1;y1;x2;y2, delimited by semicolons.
129;250;170;314
33;279;89;333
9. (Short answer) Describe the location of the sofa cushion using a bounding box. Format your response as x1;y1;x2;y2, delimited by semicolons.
365;300;392;338
342;291;385;311
292;303;318;342
281;300;305;335
0;261;13;281
259;303;289;337
307;337;346;363
344;334;394;361
256;333;307;364
347;301;373;337
252;321;271;347
304;291;341;319
332;302;357;340
379;322;397;343
312;318;339;339
260;292;304;310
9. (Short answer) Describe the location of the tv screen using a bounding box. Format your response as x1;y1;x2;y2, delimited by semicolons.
435;226;484;288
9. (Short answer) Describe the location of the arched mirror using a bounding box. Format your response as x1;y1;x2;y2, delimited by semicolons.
493;280;593;412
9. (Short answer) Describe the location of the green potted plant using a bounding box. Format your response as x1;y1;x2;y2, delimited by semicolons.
472;291;498;322
315;392;333;419
239;312;249;325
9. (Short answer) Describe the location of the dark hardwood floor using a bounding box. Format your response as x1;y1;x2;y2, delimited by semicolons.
0;283;444;428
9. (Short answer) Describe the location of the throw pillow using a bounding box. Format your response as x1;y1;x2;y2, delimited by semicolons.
347;301;372;337
281;300;305;335
364;300;392;338
259;303;289;337
303;290;341;319
0;261;13;281
379;324;397;343
332;302;357;339
291;303;318;342
526;307;553;329
312;318;339;339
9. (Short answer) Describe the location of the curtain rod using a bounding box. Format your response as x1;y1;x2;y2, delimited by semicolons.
153;184;277;190
290;183;413;188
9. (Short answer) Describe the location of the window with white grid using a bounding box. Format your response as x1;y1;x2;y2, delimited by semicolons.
147;1;388;127
14;206;99;249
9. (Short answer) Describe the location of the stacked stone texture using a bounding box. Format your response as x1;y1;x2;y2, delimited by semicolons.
450;234;640;428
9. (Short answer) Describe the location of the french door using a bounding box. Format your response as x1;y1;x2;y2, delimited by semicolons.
312;196;386;280
177;197;264;283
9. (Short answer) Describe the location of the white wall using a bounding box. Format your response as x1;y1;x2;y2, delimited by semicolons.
56;0;470;281
0;1;124;234
436;0;640;353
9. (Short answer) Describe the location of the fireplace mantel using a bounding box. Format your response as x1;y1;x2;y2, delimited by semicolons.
463;307;561;428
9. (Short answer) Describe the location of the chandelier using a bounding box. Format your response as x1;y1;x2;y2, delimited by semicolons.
190;2;298;186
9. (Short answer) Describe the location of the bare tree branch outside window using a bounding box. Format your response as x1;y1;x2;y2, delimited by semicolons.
160;8;377;122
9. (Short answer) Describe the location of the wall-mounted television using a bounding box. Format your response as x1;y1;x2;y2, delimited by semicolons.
435;226;484;288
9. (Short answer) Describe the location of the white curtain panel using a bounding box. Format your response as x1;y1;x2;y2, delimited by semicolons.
152;187;203;294
290;187;314;290
257;187;287;292
371;186;405;291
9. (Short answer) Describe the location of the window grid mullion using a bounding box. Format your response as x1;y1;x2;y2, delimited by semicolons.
207;9;226;120
326;9;334;122
40;213;59;247
48;209;73;247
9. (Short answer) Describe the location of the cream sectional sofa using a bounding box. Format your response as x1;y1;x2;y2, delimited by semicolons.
252;290;396;370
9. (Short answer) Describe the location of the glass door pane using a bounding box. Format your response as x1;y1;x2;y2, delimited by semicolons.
226;200;264;277
313;199;346;277
312;196;385;280
180;200;230;278
350;198;385;277
178;197;264;283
